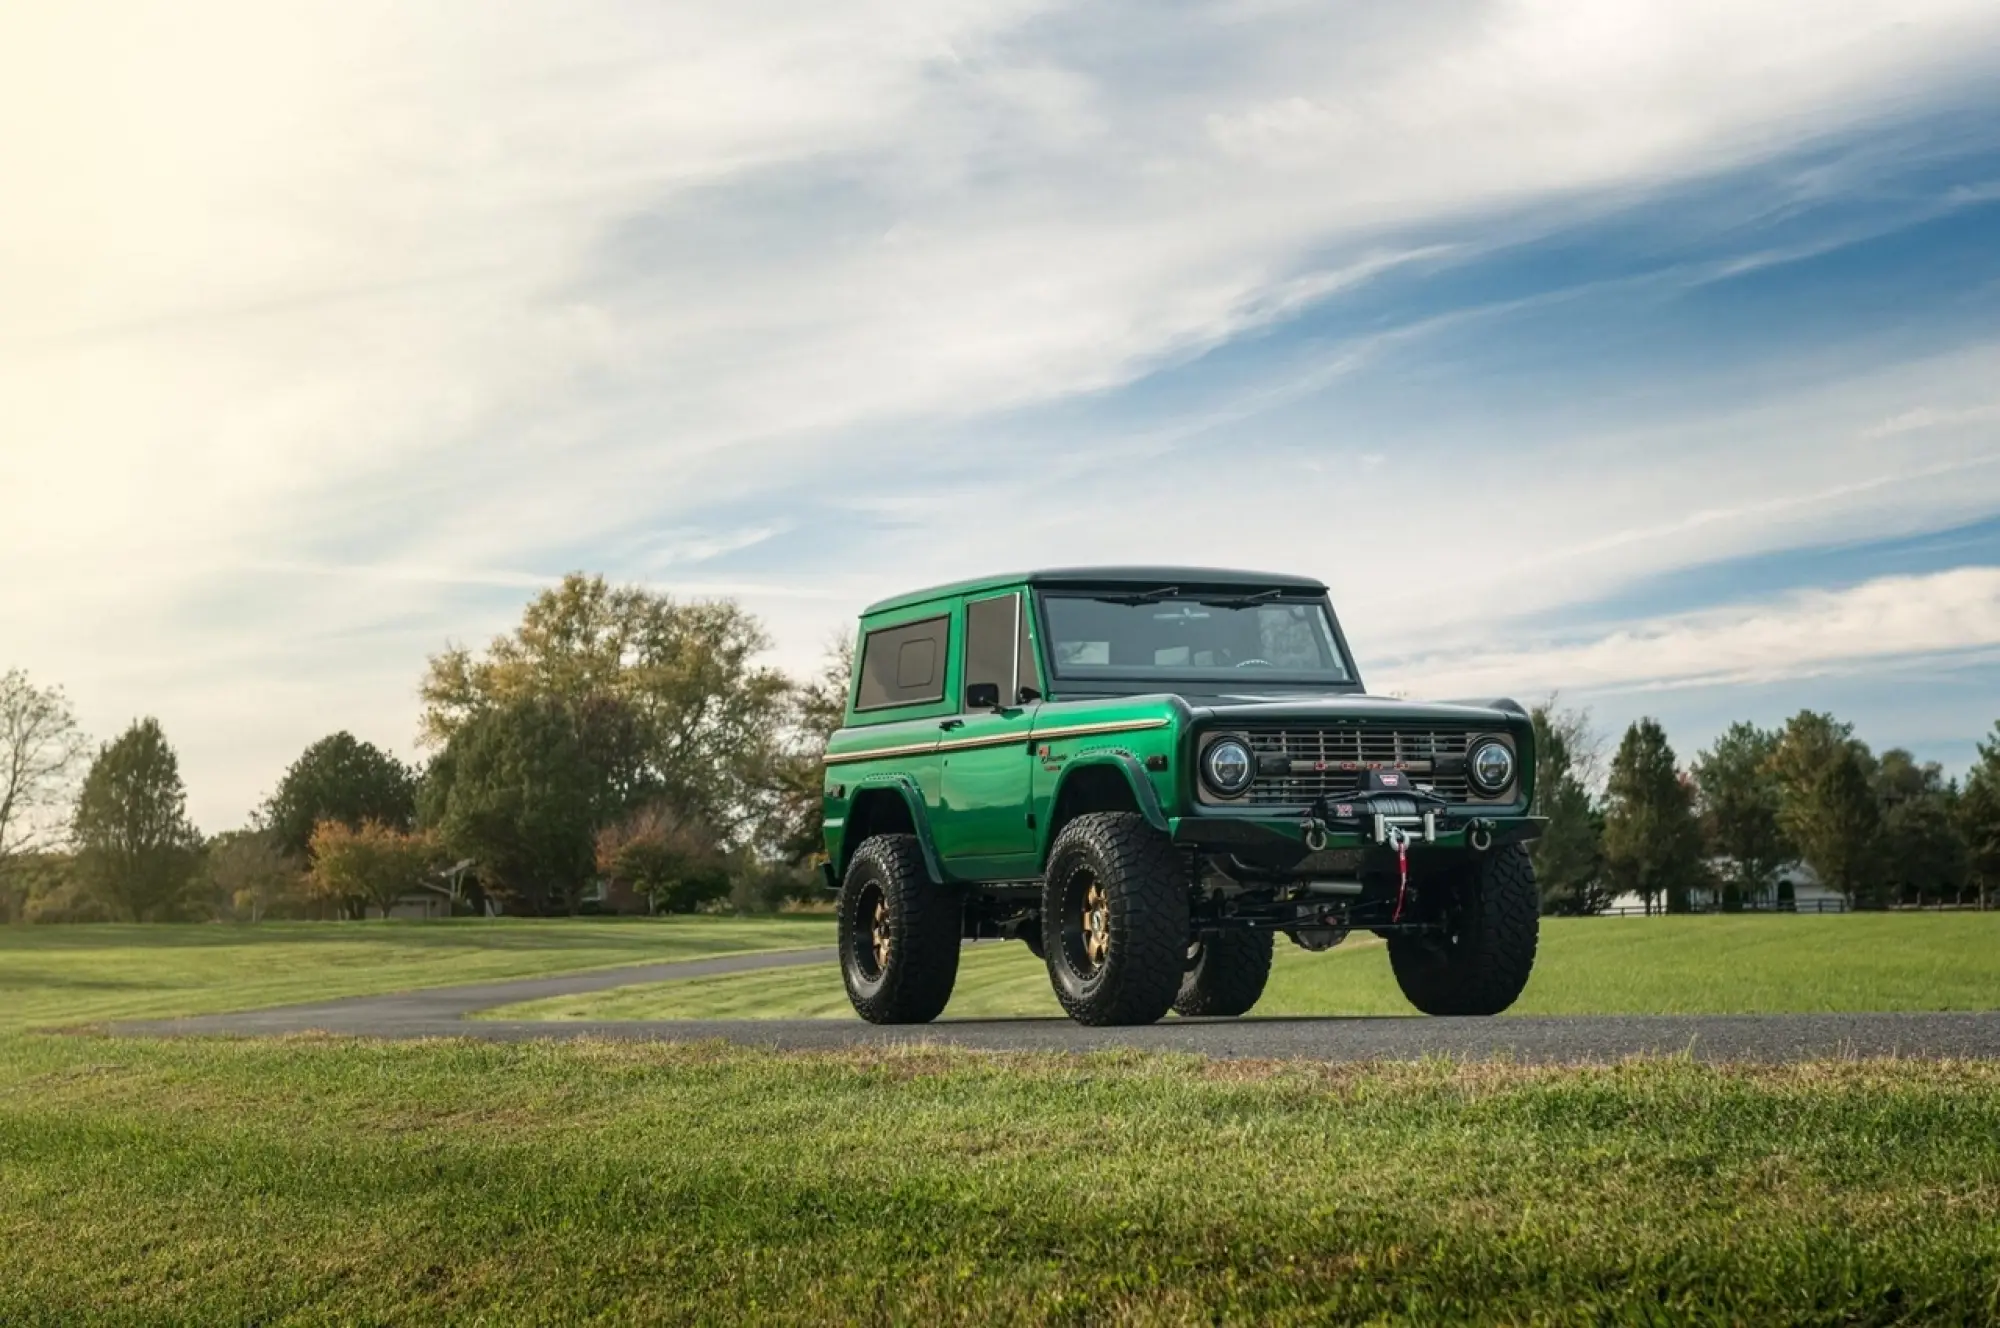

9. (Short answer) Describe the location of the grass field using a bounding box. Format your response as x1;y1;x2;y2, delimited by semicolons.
0;917;832;1033
2;1035;1997;1323
485;913;2000;1021
6;916;1998;1322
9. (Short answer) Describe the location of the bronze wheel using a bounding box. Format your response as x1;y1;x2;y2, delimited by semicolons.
838;835;961;1024
849;881;889;982
870;892;892;973
1040;812;1187;1027
1080;878;1110;972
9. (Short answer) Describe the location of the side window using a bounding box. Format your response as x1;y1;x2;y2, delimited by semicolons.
963;595;1018;709
855;616;949;711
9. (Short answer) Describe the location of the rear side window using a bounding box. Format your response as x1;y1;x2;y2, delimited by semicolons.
855;615;949;711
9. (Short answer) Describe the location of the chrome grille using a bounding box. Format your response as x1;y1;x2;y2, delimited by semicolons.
1235;727;1476;806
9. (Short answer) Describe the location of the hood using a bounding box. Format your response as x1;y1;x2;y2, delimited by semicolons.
1187;692;1527;726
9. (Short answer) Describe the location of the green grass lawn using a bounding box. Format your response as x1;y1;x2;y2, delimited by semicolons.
0;917;832;1033
6;918;1999;1321
486;914;2000;1021
1;1036;1996;1323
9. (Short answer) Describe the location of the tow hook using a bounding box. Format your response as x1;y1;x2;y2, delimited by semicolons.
1468;820;1495;853
1301;816;1329;852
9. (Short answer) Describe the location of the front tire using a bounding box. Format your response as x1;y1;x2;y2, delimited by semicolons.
1387;844;1539;1016
838;835;961;1025
1173;930;1273;1018
1041;813;1188;1026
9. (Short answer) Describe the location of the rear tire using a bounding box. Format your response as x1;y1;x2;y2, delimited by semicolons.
1173;930;1273;1018
838;835;961;1025
1387;844;1539;1016
1041;813;1188;1026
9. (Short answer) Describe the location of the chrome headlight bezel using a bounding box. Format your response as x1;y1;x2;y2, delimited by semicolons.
1200;735;1257;798
1468;738;1516;795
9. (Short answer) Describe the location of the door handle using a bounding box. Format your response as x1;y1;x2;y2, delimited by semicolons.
940;719;965;731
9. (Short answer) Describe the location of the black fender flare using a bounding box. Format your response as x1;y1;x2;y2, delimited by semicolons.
843;774;946;885
1046;750;1174;852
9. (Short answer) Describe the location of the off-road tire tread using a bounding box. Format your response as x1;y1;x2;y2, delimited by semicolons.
1388;843;1539;1016
1043;813;1188;1026
839;835;961;1025
1174;929;1274;1018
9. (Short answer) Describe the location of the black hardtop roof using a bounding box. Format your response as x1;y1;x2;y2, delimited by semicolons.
861;566;1328;617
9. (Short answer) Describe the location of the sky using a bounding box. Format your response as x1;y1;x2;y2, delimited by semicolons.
4;1;1999;831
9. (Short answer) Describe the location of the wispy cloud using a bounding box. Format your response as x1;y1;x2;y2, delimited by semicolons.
1379;566;2000;698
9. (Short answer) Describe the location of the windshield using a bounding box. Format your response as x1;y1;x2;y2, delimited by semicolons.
1038;590;1353;686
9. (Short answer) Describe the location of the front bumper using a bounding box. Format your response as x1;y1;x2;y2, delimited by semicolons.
1170;811;1545;865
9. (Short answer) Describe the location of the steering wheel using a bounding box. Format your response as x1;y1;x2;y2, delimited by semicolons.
1234;658;1275;669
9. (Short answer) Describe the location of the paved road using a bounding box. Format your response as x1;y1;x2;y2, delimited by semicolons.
112;946;2000;1064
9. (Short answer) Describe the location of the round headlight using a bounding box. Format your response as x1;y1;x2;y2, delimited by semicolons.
1202;737;1256;797
1469;740;1515;794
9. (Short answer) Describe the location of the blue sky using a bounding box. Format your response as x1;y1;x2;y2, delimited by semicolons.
3;1;1998;827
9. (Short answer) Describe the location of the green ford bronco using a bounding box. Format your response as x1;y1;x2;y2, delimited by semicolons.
822;567;1544;1027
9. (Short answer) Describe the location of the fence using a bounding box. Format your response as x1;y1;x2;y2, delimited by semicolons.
1598;899;1847;917
1593;899;1992;917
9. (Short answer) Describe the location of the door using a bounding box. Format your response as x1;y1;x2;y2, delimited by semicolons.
935;592;1041;875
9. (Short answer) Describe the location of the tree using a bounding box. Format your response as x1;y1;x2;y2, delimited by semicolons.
1692;722;1793;903
421;698;600;914
70;718;203;921
1602;718;1706;914
596;801;733;914
306;820;439;920
1768;711;1882;909
0;670;90;921
1958;723;2000;911
763;636;854;865
203;830;304;922
263;732;417;859
1528;701;1606;915
1872;750;1967;906
420;573;790;839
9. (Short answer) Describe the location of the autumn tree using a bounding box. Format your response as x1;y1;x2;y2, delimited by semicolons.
263;732;417;858
1692;722;1793;904
0;669;90;921
1602;718;1706;914
1528;701;1606;915
595;801;733;914
306;820;439;920
71;718;203;921
1769;711;1883;909
420;573;789;840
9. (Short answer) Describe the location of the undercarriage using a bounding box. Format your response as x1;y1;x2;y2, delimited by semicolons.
964;844;1472;950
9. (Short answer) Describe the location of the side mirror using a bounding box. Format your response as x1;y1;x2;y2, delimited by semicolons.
965;682;1002;711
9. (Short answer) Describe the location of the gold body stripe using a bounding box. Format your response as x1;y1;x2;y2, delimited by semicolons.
824;717;1173;768
1032;718;1172;743
822;740;939;766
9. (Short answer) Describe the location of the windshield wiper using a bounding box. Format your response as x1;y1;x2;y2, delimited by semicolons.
1095;585;1182;605
1195;588;1286;608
